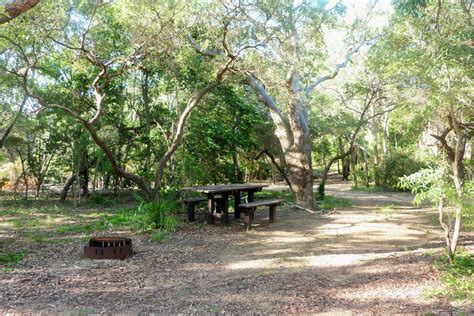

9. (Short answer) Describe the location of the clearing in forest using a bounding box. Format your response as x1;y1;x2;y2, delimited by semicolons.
0;178;473;314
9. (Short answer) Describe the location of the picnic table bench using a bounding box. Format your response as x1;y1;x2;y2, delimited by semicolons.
239;199;284;229
183;195;222;222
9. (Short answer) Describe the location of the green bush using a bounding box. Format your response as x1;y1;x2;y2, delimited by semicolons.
133;194;178;233
383;152;424;187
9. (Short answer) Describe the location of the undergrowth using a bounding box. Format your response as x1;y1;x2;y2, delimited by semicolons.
133;194;178;233
0;251;27;272
426;250;474;302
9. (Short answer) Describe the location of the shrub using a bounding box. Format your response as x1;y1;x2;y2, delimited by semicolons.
133;194;178;233
429;250;474;301
383;152;424;187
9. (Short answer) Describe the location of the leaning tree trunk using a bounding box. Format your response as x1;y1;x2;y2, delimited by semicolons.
246;75;315;209
154;81;222;199
60;174;76;202
338;137;350;181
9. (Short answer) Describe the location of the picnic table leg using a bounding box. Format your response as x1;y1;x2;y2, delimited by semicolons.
207;194;215;224
234;191;241;219
248;190;255;202
187;203;195;222
245;208;255;230
269;205;276;223
220;193;229;225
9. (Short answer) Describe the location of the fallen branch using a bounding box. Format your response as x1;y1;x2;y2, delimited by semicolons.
290;204;320;214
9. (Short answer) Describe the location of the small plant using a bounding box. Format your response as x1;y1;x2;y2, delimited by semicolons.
426;250;474;302
399;164;470;262
0;251;27;272
133;194;178;233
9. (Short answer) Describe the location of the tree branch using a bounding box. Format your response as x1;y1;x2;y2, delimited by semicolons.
305;39;366;97
0;0;40;24
0;95;27;149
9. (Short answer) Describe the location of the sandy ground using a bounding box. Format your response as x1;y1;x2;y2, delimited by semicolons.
1;179;473;314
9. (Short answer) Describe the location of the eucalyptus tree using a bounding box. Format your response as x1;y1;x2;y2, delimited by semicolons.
191;0;377;209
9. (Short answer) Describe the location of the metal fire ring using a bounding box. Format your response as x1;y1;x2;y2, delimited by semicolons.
84;237;132;260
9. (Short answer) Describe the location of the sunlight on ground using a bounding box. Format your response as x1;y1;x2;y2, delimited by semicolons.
226;252;394;270
334;284;427;303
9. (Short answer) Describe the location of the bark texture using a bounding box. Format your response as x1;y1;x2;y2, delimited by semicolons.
0;0;40;24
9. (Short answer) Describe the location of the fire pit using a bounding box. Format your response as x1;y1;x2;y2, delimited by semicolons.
84;237;132;260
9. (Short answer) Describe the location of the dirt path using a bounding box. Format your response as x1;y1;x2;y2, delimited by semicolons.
1;180;472;314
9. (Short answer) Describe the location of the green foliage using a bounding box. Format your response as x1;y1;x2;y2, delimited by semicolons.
133;194;178;233
382;152;425;187
87;192;114;207
0;251;27;272
398;165;452;207
427;250;474;302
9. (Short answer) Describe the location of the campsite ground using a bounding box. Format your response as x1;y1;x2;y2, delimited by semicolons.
1;177;473;314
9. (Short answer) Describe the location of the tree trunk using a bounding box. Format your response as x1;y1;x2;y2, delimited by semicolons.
0;0;40;24
60;174;76;202
103;174;110;192
370;104;381;186
17;150;28;199
81;161;89;197
363;147;370;187
381;111;390;183
246;75;315;209
0;96;27;149
284;144;314;208
232;150;244;182
141;69;152;173
338;137;350;181
256;149;292;189
92;157;99;193
154;81;222;198
351;149;358;188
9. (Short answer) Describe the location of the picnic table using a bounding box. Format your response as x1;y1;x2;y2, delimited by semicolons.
181;184;268;224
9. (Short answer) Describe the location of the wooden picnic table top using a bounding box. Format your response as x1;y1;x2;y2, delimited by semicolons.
181;183;268;194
